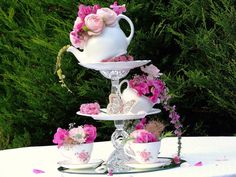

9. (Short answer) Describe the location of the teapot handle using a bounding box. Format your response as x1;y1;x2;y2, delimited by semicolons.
118;79;129;96
117;14;134;45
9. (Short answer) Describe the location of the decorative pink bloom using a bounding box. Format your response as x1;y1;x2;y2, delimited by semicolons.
84;124;97;143
69;126;86;144
69;30;89;49
135;122;145;130
173;155;181;164
97;8;117;25
135;118;146;130
78;4;93;20
139;150;151;162
130;129;157;143
80;102;100;115
174;129;182;137
169;110;180;124
110;1;126;15
85;14;104;36
73;17;84;32
92;4;101;14
141;64;162;79
52;128;69;148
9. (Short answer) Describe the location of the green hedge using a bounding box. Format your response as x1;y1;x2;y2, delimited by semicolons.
0;0;235;149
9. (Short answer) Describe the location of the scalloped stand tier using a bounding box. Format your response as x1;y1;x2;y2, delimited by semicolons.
77;60;161;172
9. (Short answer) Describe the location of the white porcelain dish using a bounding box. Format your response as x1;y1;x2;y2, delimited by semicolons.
57;159;103;169
79;60;151;71
126;158;171;169
77;108;161;121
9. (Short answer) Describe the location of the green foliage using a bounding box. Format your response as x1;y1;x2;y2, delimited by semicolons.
0;0;236;149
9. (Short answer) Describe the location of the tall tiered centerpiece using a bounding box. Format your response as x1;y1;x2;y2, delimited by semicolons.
55;1;183;175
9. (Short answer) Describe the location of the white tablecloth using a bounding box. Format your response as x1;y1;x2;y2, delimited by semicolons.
0;137;236;177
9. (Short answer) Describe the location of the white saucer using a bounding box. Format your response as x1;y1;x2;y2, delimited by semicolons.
57;159;103;169
77;108;161;121
126;158;171;169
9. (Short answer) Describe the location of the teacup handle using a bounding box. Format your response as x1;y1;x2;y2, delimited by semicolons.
118;79;129;96
124;142;136;159
117;14;134;45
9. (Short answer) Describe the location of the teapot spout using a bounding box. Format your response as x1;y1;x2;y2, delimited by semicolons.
67;46;84;63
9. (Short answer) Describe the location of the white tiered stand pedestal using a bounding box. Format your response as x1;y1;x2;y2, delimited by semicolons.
77;60;161;172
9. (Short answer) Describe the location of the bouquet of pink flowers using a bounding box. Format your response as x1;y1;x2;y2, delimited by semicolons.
53;124;97;148
128;64;165;104
70;2;126;49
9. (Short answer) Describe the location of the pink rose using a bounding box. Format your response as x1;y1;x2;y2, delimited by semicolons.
80;102;100;115
84;124;97;143
85;14;104;35
52;128;69;148
97;8;117;25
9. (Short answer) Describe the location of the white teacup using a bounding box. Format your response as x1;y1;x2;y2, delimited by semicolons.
124;141;161;164
118;80;154;114
59;143;93;164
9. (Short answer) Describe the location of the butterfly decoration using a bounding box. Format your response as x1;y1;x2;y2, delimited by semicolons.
107;93;135;114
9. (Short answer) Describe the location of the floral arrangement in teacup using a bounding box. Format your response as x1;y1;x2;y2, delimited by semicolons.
53;124;97;163
70;1;126;49
129;119;165;143
124;120;165;163
53;123;97;147
128;64;165;104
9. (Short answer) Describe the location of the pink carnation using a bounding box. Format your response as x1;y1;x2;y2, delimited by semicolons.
78;4;101;20
80;102;100;115
84;124;97;143
85;14;104;36
52;128;69;148
130;129;157;143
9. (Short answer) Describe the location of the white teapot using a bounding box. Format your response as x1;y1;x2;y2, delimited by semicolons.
67;14;134;64
118;80;154;114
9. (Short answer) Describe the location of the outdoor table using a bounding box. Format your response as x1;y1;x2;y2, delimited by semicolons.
0;136;236;177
